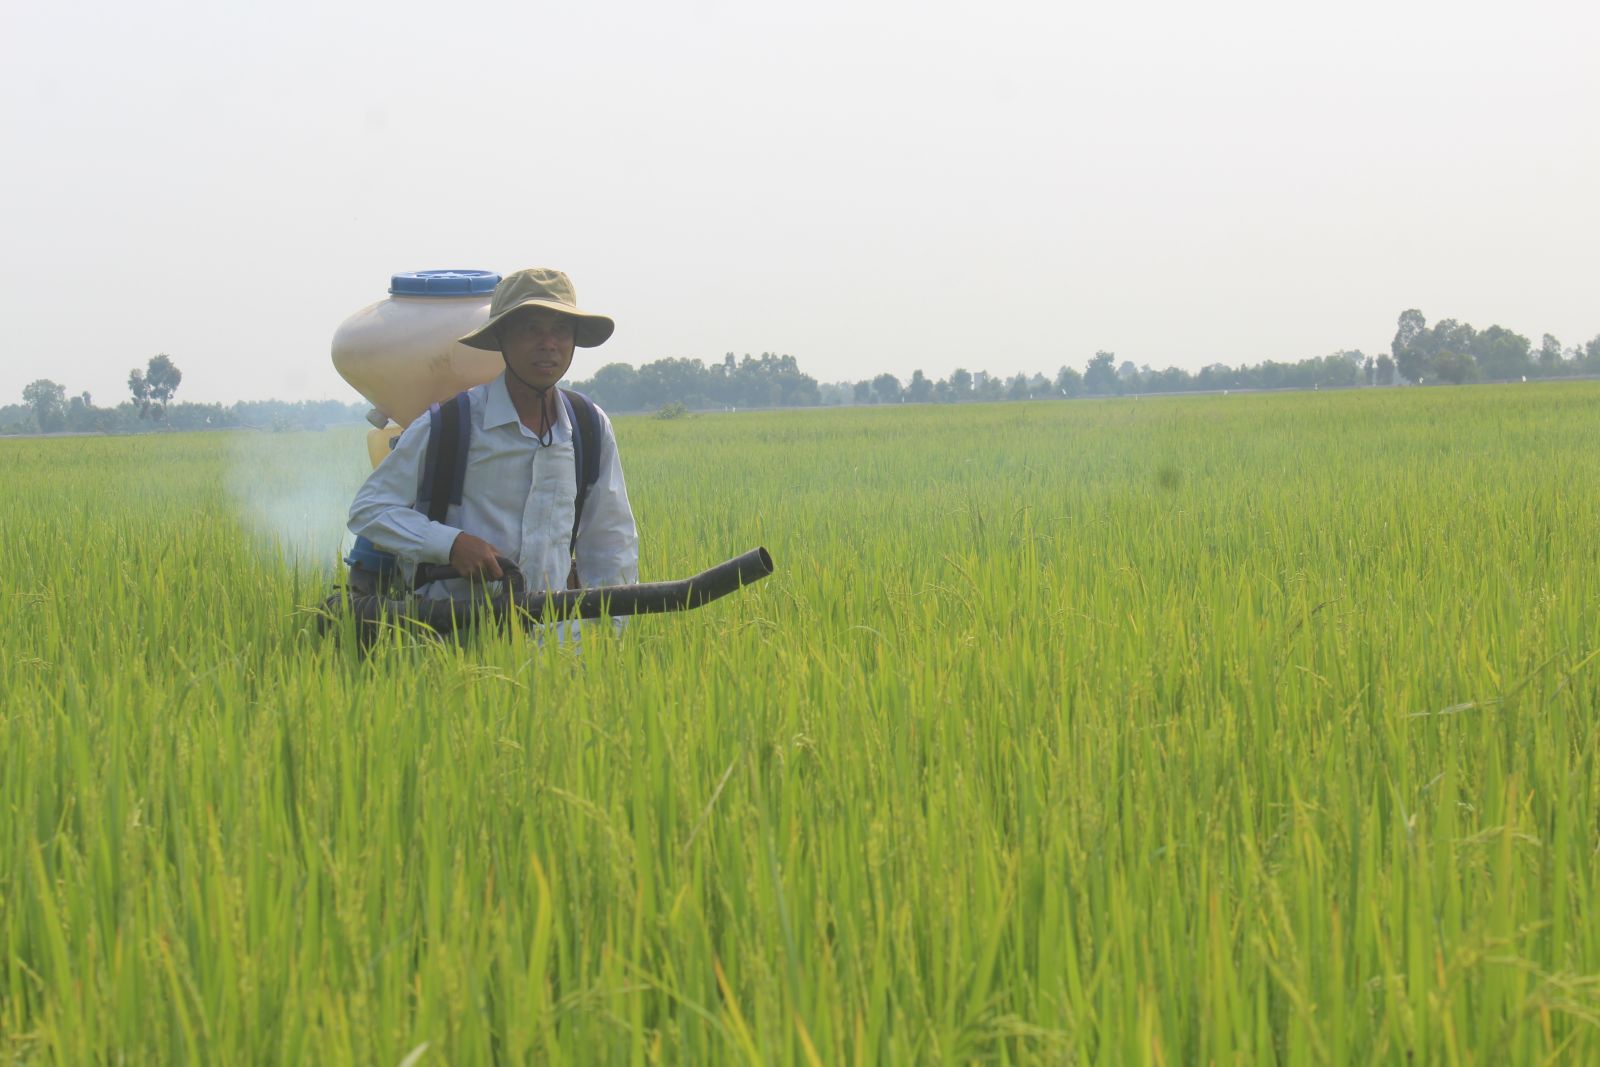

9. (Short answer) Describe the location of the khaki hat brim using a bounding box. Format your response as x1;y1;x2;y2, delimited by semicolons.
458;299;615;351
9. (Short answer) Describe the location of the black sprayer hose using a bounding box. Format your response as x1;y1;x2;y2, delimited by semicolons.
329;547;774;641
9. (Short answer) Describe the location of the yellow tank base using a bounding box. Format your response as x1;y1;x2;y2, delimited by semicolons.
366;424;403;469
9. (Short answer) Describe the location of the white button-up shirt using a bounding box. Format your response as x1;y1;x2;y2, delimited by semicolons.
348;373;639;600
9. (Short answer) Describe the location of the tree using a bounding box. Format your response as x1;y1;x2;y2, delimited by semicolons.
721;352;819;408
1375;353;1397;386
872;373;902;404
1538;333;1564;374
66;391;98;432
907;369;932;402
1056;366;1083;397
146;354;183;412
1316;353;1361;388
1196;363;1236;390
1430;319;1475;365
636;357;710;409
948;368;973;400
1432;350;1478;384
583;362;642;411
1084;351;1118;395
128;369;151;416
22;379;66;432
1144;366;1190;392
1470;325;1531;380
1393;309;1428;383
127;354;183;419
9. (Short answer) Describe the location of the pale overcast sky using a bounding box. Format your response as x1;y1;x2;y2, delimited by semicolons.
2;0;1595;405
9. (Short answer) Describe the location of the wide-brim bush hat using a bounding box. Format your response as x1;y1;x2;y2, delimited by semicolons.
458;267;615;350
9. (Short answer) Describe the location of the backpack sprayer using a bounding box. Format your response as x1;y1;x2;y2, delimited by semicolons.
323;269;773;645
324;548;773;648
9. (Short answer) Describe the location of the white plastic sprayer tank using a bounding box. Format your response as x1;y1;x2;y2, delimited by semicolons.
332;269;503;464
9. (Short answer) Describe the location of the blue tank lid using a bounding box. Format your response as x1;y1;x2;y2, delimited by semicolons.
389;269;501;296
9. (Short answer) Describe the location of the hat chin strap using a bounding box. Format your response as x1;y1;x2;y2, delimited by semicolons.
504;362;557;447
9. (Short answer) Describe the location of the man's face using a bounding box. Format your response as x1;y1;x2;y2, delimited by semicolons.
499;307;577;390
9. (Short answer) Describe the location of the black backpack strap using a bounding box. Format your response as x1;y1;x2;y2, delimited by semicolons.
418;391;472;523
561;388;604;556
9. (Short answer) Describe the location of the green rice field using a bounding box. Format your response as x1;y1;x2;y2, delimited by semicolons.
4;384;1599;1064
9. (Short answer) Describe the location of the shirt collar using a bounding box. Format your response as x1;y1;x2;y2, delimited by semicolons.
483;372;570;436
483;373;519;429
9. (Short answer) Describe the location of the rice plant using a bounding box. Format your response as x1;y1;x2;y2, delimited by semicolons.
3;384;1598;1064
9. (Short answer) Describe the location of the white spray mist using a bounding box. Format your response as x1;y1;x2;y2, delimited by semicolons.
225;428;371;572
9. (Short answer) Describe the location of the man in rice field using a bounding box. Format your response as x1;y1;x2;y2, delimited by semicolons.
346;267;639;600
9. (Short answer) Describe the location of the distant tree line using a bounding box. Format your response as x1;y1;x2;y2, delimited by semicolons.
1389;310;1598;384
572;352;822;411
809;349;1388;404
12;312;1599;433
4;354;367;435
2;390;370;436
573;312;1600;411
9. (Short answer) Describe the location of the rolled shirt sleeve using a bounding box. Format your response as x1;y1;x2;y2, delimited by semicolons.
347;417;462;566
